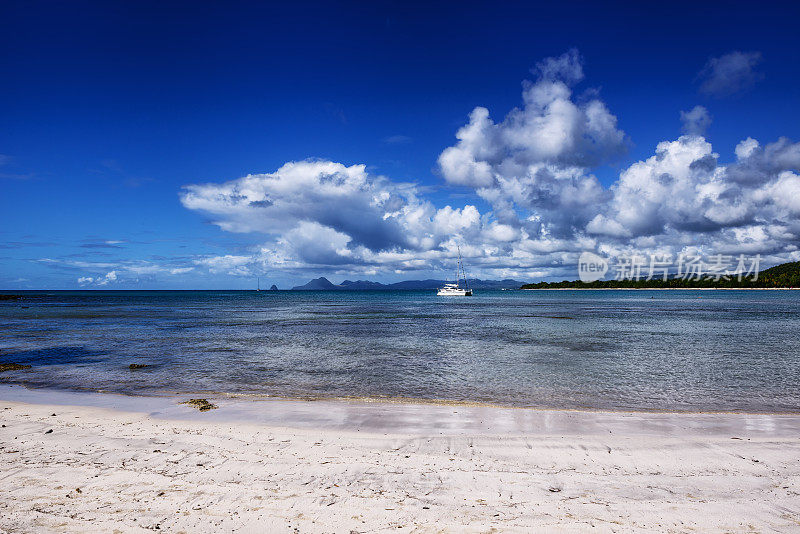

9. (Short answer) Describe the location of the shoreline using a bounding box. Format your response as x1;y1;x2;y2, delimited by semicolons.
2;384;800;437
2;382;799;419
2;386;799;531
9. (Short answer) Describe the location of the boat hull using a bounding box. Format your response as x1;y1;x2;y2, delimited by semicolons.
436;288;473;296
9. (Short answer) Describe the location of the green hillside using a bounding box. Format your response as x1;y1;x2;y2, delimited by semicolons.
520;261;800;289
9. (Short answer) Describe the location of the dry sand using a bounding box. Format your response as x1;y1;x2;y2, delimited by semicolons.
1;387;799;533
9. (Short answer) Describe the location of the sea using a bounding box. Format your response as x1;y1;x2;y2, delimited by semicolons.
1;289;799;413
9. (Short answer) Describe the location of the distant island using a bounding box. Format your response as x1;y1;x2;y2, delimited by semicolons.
520;261;800;289
291;277;526;291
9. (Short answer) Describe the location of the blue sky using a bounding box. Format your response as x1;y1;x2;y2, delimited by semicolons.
2;1;800;288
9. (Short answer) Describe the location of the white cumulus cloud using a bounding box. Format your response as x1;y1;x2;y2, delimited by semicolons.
179;50;800;281
680;105;712;136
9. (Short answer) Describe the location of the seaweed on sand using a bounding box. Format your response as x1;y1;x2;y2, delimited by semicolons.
181;399;218;411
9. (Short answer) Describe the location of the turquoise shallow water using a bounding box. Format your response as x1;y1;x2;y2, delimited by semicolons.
1;289;799;412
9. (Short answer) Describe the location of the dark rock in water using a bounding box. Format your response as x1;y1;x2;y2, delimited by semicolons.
0;295;22;301
182;398;218;411
129;363;148;370
269;284;278;291
0;363;31;372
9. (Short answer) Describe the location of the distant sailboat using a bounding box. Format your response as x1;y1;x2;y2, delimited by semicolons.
437;247;472;296
256;277;261;292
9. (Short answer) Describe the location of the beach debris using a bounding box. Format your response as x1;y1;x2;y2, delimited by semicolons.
129;363;149;370
548;486;562;493
0;363;31;373
45;429;53;434
182;398;218;412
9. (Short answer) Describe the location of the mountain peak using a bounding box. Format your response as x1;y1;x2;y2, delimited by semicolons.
291;277;337;290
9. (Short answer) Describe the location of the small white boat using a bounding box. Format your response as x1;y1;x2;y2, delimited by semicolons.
437;247;473;296
437;282;472;296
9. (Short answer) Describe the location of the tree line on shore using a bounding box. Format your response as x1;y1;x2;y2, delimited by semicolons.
520;261;800;289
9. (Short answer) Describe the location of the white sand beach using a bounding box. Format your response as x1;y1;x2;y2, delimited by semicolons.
1;387;799;533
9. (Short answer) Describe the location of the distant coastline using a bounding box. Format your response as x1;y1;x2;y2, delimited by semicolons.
520;260;800;290
522;286;800;290
290;276;525;291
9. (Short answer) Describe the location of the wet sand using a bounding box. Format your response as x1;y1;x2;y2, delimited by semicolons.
1;386;799;532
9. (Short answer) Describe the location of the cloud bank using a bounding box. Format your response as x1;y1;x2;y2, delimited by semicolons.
179;51;800;281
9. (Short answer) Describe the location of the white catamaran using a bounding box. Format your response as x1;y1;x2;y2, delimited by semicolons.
437;248;473;296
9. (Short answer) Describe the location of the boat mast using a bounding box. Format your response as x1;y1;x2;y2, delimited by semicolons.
457;246;469;290
455;254;460;287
